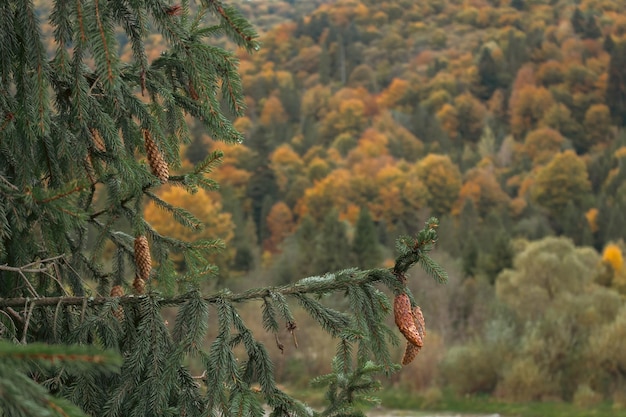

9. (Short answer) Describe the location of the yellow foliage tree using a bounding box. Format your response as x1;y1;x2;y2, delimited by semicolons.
416;154;462;216
531;150;591;217
377;78;409;109
603;244;624;272
522;127;565;166
270;144;305;191
602;243;626;294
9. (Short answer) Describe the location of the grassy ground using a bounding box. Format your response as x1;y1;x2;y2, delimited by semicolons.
377;389;626;417
292;387;626;417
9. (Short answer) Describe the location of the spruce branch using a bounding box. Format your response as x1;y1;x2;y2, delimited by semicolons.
0;216;446;309
0;269;393;309
35;186;85;204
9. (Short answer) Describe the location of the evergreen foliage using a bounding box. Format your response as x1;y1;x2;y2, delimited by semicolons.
607;41;626;126
353;207;383;269
0;1;447;416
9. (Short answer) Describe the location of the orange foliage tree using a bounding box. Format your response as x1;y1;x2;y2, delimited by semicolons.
455;164;511;217
263;201;295;253
509;85;556;138
522;127;566;166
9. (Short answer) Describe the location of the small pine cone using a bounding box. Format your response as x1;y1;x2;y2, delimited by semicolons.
84;154;97;185
165;4;183;16
394;293;423;348
110;285;124;297
110;285;125;321
90;127;106;151
132;276;146;295
134;235;152;282
143;129;169;183
188;80;199;100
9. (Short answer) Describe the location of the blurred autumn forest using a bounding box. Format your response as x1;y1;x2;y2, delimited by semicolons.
35;0;626;409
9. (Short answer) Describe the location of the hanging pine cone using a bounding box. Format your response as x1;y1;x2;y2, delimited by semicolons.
134;235;152;283
84;154;96;185
401;306;426;365
393;293;423;348
90;127;106;151
143;129;169;183
401;339;420;365
132;276;146;295
110;285;125;321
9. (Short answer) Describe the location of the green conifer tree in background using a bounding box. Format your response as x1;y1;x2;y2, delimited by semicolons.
353;208;383;269
0;1;447;416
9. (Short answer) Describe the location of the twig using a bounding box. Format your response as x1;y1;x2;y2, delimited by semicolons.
36;186;84;204
53;300;62;340
0;255;67;299
80;298;87;325
0;255;65;272
192;371;206;380
21;301;35;344
0;174;18;191
0;266;40;298
5;307;24;325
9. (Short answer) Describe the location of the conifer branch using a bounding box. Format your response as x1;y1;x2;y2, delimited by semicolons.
36;186;84;204
204;0;258;49
0;269;394;309
94;0;115;86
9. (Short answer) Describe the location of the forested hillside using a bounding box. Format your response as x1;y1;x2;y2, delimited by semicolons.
32;0;626;408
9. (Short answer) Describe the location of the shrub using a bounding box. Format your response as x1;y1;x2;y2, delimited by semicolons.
440;343;500;395
573;384;603;408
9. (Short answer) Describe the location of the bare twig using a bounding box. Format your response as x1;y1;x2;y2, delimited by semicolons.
0;174;19;191
0;255;65;273
192;371;206;380
21;301;35;344
0;266;40;298
53;300;62;340
0;255;67;299
5;307;24;325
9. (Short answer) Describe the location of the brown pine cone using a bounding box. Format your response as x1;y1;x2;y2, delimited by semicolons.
134;235;152;283
401;306;426;365
90;128;106;151
110;285;125;321
132;276;146;295
84;154;97;185
402;340;420;365
393;293;423;348
143;129;169;183
110;285;124;297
